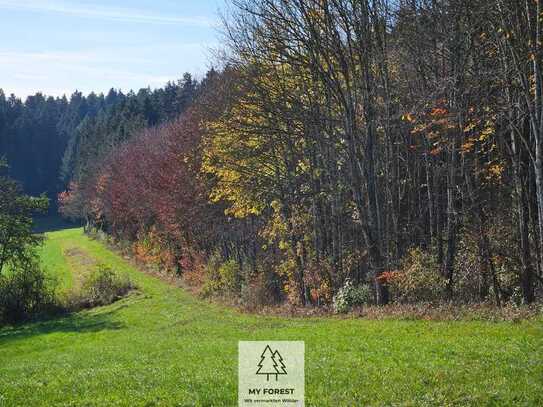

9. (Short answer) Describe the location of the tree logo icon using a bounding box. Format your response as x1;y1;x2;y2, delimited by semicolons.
256;345;287;381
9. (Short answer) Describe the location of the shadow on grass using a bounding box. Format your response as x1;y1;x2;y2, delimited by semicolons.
33;215;79;234
0;309;125;345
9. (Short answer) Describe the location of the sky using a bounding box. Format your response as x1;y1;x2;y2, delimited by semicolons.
0;0;225;98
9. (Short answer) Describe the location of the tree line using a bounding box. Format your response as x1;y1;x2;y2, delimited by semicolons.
54;0;543;308
0;73;200;204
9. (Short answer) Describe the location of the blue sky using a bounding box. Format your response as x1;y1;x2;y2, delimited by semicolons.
0;0;225;98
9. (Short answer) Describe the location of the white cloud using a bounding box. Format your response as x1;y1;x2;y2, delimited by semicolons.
0;42;214;68
0;0;217;27
0;44;214;97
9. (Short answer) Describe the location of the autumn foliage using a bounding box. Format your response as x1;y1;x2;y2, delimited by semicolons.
61;108;212;273
59;0;543;309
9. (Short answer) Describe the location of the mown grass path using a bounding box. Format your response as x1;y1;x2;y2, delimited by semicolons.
1;228;542;406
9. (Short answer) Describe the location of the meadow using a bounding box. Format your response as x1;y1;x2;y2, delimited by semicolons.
0;228;541;406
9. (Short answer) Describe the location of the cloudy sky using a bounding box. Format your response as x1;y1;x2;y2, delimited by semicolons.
0;0;223;98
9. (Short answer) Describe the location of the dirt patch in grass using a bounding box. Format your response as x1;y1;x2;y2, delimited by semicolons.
63;247;97;289
64;248;96;266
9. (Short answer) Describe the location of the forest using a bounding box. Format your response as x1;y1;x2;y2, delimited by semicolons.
0;73;200;201
5;0;543;312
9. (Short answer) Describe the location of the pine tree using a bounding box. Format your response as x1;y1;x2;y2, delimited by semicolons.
273;350;286;377
256;345;279;381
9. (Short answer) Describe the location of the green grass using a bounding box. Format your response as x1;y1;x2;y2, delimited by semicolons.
1;228;542;406
37;229;76;290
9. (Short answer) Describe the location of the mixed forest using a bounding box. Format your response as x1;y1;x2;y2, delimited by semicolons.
4;0;543;312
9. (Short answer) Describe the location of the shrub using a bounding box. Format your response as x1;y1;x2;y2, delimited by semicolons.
78;265;134;308
201;253;242;298
389;248;446;303
0;262;58;324
332;279;372;313
350;283;372;306
218;260;242;293
200;278;223;299
200;252;223;298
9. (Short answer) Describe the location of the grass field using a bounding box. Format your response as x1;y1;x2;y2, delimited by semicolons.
0;228;542;406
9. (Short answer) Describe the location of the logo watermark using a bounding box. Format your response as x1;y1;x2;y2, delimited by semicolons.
239;341;304;406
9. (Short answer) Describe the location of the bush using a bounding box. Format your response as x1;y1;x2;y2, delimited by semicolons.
389;248;446;303
0;263;58;324
332;279;372;313
78;265;134;308
201;253;242;298
218;260;242;293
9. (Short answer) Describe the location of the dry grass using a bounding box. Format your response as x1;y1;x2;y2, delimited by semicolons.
354;302;543;322
241;301;542;322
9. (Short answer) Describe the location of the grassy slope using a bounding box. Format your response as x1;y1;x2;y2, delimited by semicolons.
38;229;75;290
0;228;542;406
